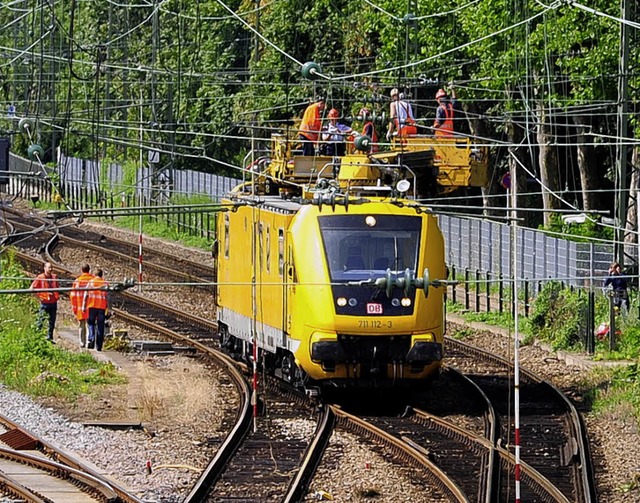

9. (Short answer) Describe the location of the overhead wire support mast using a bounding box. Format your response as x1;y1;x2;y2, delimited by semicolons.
614;0;631;266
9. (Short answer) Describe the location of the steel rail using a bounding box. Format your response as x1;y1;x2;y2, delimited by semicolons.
446;337;596;503
435;366;499;503
282;405;336;503
0;472;49;503
0;446;119;502
332;406;470;502
0;413;140;503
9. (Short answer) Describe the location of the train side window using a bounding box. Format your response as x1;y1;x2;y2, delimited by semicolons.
278;229;284;276
266;227;271;274
224;214;230;259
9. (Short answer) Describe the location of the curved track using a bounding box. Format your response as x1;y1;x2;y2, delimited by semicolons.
4;216;332;502
446;337;596;503
0;413;141;503
2;207;597;502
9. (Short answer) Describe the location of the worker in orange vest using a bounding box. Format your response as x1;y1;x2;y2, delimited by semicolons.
30;262;59;342
433;87;456;138
359;107;378;153
298;96;326;156
70;264;94;348
82;268;109;351
387;88;417;141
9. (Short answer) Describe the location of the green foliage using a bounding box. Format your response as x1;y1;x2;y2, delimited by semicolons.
0;255;125;398
528;281;590;350
542;213;614;241
104;334;132;353
591;365;640;422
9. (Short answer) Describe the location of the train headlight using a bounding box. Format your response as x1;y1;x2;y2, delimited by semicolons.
365;215;377;227
401;297;412;307
396;179;411;194
337;297;347;307
348;298;358;307
391;298;400;307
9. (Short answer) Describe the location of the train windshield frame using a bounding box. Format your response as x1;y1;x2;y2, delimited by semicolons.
318;214;422;282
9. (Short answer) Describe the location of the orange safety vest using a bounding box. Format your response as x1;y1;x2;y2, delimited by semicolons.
71;273;94;320
84;277;108;310
299;103;323;142
362;121;379;152
31;273;59;304
393;101;417;136
434;103;454;138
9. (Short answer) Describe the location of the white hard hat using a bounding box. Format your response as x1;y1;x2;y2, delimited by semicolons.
390;88;399;97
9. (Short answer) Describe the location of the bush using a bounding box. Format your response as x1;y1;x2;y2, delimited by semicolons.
528;282;590;350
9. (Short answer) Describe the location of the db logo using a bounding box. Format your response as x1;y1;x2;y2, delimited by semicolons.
366;303;383;314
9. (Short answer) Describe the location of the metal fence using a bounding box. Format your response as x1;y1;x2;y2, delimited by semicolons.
439;215;615;288
5;151;619;286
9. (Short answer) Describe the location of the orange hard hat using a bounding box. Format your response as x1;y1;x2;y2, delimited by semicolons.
435;89;447;100
328;108;339;118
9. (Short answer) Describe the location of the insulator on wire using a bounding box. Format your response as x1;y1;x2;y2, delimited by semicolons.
354;135;372;152
18;117;35;134
27;144;44;161
301;61;321;80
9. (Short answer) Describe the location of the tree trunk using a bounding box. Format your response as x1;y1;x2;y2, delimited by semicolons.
624;146;640;263
506;118;537;227
465;101;501;216
572;114;599;211
537;104;562;226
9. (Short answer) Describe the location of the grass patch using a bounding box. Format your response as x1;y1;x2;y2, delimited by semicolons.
133;359;218;423
461;310;515;330
587;366;640;423
0;253;125;399
28;195;215;250
109;216;212;250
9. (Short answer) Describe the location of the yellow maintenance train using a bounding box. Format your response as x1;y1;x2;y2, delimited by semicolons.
214;132;488;390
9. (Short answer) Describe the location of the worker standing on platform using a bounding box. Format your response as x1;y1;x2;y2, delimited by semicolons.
359;107;378;152
433;87;456;138
387;88;417;140
322;108;352;156
83;269;109;351
70;264;94;348
298;96;326;156
30;262;59;343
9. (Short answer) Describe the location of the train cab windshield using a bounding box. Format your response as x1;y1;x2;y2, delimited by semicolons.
318;214;421;282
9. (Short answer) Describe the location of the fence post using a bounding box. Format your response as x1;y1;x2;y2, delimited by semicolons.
486;271;491;312
586;290;595;354
524;279;529;317
609;292;616;351
451;265;456;305
499;274;504;313
465;268;470;311
475;269;480;312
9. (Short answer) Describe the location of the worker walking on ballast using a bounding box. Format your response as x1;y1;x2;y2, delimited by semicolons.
83;269;110;351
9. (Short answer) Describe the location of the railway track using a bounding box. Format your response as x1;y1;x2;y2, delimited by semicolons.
1;209;215;292
446;337;596;503
4;216;333;502
0;412;142;503
194;382;325;503
2;206;597;501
